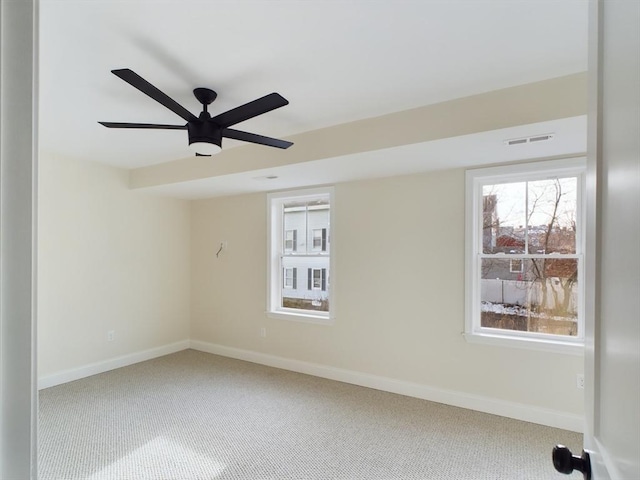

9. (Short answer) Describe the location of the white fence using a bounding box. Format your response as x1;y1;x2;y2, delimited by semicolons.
481;278;578;313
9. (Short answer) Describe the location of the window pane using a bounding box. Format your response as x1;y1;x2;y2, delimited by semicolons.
527;177;577;254
283;207;304;252
283;200;329;255
480;258;578;336
482;183;526;254
283;268;294;288
284;230;295;251
312;230;322;249
280;258;329;312
509;259;523;273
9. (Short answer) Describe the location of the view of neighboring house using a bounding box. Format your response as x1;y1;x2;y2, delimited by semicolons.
281;200;330;311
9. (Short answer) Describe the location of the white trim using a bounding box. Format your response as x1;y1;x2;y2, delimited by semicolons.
462;332;584;356
591;437;618;480
190;340;584;433
266;310;335;325
1;1;39;477
37;340;190;390
466;156;586;183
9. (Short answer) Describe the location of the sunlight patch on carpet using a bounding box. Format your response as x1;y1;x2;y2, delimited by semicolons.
86;436;226;480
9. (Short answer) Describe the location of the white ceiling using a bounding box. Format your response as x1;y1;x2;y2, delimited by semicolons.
39;0;589;198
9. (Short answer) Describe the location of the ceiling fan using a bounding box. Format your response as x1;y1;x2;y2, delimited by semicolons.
99;68;293;156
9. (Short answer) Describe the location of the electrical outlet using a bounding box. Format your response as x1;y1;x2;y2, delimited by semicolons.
260;327;267;338
576;374;584;389
107;330;115;342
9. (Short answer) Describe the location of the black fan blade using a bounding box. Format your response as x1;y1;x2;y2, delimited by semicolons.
223;128;293;149
212;93;289;128
99;121;187;130
111;69;198;122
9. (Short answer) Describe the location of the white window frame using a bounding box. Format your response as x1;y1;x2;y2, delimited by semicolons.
464;158;586;355
267;187;335;324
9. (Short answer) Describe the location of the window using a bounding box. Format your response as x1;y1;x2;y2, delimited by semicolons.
285;230;297;252
509;259;524;273
268;187;333;322
283;268;297;289
465;158;586;353
312;228;327;251
308;268;327;291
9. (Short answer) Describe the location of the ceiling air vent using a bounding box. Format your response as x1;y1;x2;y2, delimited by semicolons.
504;133;555;146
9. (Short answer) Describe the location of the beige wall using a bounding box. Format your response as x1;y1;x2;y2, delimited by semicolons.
37;153;191;377
191;169;584;417
36;151;584;420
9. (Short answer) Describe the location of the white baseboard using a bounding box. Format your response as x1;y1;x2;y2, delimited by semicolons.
190;340;584;433
38;340;190;390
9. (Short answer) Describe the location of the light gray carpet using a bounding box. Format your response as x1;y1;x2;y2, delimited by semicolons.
38;349;582;479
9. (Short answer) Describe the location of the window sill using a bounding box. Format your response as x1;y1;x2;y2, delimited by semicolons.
463;331;584;356
267;310;334;325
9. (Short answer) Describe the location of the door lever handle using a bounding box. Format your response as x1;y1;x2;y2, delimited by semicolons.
552;445;591;480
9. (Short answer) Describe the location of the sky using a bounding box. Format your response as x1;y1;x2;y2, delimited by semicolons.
484;177;577;229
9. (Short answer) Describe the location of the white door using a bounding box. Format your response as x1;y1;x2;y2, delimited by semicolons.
580;0;640;479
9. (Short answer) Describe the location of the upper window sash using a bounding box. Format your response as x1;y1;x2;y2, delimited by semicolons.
473;168;585;257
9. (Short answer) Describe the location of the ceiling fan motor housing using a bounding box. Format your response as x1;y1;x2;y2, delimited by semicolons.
187;120;222;149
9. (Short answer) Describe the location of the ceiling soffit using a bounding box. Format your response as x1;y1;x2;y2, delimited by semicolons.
129;73;587;191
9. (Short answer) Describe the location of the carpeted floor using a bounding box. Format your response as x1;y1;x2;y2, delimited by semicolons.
38;349;582;479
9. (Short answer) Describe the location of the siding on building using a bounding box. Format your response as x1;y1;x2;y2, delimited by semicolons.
282;205;330;302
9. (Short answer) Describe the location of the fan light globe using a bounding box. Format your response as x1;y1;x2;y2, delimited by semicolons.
189;141;222;156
